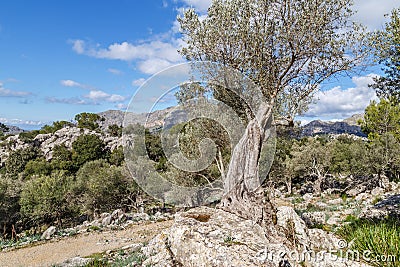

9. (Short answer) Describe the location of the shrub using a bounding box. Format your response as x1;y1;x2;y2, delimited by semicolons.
75;160;130;216
338;219;400;267
19;171;76;227
75;112;104;131
72;134;108;168
5;147;39;177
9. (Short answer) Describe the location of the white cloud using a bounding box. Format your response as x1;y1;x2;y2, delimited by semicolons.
0;82;32;97
46;97;93;105
353;0;399;30
137;58;175;75
115;103;128;109
85;90;126;103
303;74;379;119
108;68;123;75
71;39;85;54
0;117;47;126
132;78;146;86
71;38;184;75
60;79;84;87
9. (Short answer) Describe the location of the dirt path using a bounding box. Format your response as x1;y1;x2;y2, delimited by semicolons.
0;220;173;267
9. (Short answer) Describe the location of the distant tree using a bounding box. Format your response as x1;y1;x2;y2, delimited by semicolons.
24;158;52;177
369;8;400;100
40;120;74;134
0;123;9;133
72;134;108;167
108;124;122;137
108;146;125;166
359;97;400;140
51;144;75;172
329;136;368;176
287;138;332;194
5;147;39;177
0;175;21;238
75;160;130;216
75;112;104;131
367;133;400;181
19;171;75;227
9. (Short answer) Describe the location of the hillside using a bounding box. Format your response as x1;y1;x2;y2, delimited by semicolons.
301;119;366;137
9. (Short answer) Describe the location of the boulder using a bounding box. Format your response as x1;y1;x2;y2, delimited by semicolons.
301;212;326;227
41;226;57;240
141;206;371;267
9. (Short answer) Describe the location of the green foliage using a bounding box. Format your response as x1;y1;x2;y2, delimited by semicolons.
24;158;52;177
51;144;75;172
111;251;147;266
338;219;400;267
75;112;103;131
359;98;400;140
19;130;41;143
366;133;400;181
75;160;130;216
5;147;39;177
40;120;73;134
369;8;400;100
0;123;9;133
108;124;122;137
72;134;108;168
19;171;76;226
0;175;22;235
108;146;125;166
178;0;367;121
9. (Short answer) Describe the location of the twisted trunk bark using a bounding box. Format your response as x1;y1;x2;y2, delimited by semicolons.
218;105;275;226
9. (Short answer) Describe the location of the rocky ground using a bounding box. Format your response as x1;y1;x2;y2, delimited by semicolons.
3;181;398;267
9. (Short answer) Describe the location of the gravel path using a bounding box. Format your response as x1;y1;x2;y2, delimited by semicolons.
0;220;173;267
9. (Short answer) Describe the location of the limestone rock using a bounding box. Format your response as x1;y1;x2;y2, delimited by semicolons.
141;206;372;267
41;226;57;240
301;212;326;227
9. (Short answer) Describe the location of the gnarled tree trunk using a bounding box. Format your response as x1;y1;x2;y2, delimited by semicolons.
218;106;275;227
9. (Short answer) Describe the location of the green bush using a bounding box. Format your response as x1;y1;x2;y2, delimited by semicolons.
5;147;39;177
75;160;130;216
72;134;108;168
338;219;400;266
24;158;52;177
75;112;104;131
19;171;76;227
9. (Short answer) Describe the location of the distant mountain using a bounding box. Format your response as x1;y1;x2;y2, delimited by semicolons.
99;109;367;138
301;119;366;137
342;113;364;126
0;124;25;135
98;107;175;131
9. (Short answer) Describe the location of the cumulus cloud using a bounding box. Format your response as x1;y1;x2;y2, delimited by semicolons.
0;82;32;97
352;0;399;30
303;74;379;119
60;79;84;88
85;90;126;103
132;78;146;86
70;38;184;75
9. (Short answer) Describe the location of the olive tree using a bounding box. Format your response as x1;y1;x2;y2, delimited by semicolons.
178;0;367;224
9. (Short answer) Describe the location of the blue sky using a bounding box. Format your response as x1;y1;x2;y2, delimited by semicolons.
0;0;398;129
